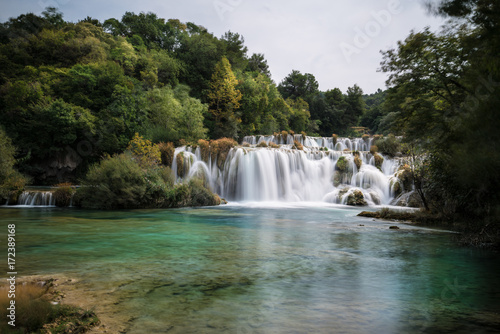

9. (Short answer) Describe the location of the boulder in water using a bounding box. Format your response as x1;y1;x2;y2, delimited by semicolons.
347;190;367;206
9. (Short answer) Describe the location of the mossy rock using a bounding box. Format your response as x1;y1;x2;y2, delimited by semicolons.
346;190;367;206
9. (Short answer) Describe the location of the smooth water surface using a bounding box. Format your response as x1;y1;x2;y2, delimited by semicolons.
1;204;499;333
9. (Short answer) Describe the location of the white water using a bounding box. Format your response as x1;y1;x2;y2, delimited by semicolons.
17;191;56;206
174;135;404;206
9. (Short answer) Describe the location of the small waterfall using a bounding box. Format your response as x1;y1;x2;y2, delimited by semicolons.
17;191;56;206
172;135;406;206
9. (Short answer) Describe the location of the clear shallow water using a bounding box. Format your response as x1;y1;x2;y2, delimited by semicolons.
1;205;499;333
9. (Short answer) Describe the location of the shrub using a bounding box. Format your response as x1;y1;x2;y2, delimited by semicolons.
374;154;384;170
352;150;360;157
188;178;221;206
362;134;370;141
354;156;362;169
347;190;367;206
211;138;238;169
332;134;338;146
257;141;268;148
292;140;304;150
76;153;148;209
397;164;413;190
370;145;378;155
0;128;28;203
289;130;295;135
269;142;279;149
301;131;307;140
158;142;175;167
127;133;161;167
374;134;400;157
335;156;348;172
281;130;289;139
0;282;99;334
241;142;251;147
198;139;210;162
176;152;185;178
53;182;76;207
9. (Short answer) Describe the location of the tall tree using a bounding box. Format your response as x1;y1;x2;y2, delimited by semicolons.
207;57;242;139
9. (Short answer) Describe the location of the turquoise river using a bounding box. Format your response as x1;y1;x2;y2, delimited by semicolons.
1;204;499;333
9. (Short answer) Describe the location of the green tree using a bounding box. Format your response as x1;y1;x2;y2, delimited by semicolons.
207;57;242;139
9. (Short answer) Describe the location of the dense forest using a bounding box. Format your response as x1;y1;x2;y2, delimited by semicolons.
0;1;499;239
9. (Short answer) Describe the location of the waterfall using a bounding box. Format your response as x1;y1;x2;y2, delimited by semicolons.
17;191;56;206
174;135;405;206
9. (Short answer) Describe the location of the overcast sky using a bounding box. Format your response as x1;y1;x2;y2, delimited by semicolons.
0;0;446;94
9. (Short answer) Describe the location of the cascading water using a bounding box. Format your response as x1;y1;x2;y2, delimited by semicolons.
173;135;407;206
17;191;56;206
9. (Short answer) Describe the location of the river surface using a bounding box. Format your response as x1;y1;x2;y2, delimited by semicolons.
1;203;499;333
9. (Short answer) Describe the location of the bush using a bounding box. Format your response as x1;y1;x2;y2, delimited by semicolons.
241;142;251;147
301;131;307;140
76;153;148;209
188;178;221;206
198;139;210;162
269;142;279;149
0;128;28;203
0;282;99;334
53;182;76;207
210;138;238;169
176;152;185;178
374;134;400;156
127;133;161;167
362;134;370;141
354;156;362;169
370;145;378;155
374;154;384;170
347;190;367;206
335;156;348;172
257;141;268;147
292;140;304;150
158;142;175;167
332;134;338;146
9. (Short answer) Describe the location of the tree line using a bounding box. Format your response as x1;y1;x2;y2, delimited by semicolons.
0;7;377;186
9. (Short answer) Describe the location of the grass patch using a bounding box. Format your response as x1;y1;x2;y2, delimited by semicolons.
0;282;99;334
